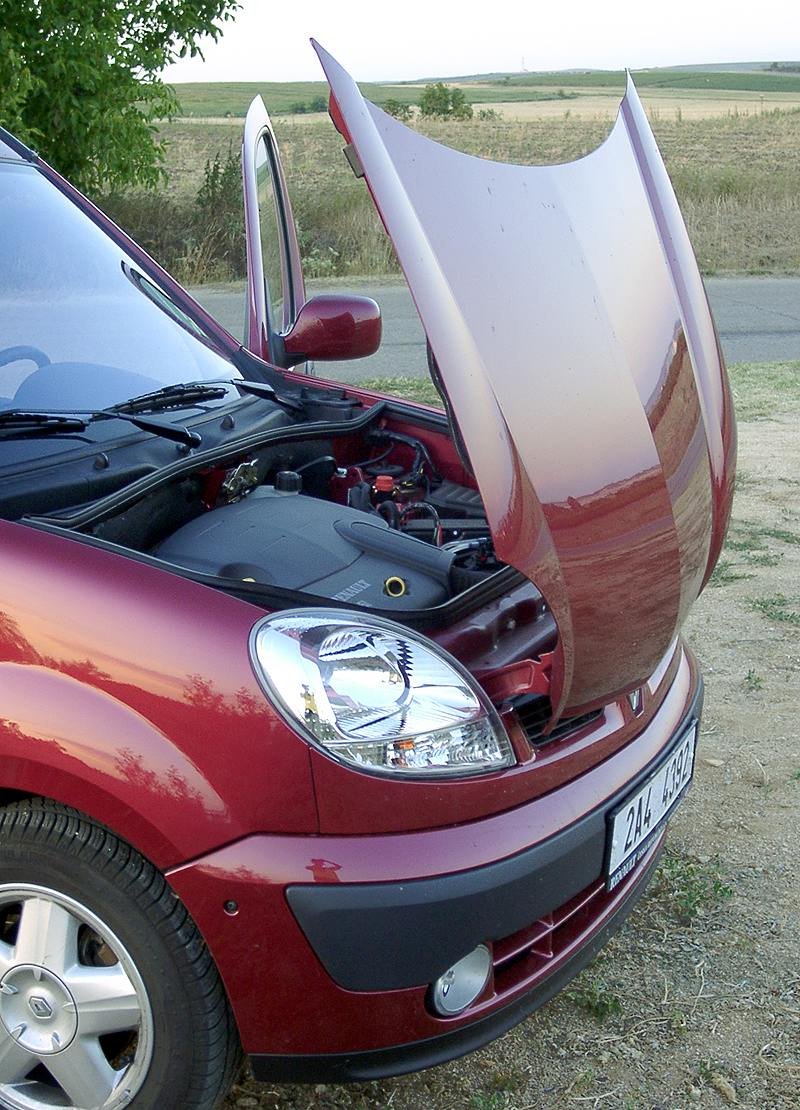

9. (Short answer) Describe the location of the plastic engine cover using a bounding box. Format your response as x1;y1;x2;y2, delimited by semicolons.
153;489;454;609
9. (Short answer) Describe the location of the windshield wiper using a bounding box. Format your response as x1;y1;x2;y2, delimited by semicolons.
109;382;230;415
96;411;201;446
112;378;304;416
0;412;88;439
0;408;200;447
232;378;303;412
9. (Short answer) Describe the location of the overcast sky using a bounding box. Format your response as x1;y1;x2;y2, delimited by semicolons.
161;0;799;83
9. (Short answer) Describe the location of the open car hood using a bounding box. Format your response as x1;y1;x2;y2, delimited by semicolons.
314;43;736;716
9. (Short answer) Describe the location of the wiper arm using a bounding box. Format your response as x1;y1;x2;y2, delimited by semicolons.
109;382;230;415
93;411;201;447
0;407;200;447
232;378;303;413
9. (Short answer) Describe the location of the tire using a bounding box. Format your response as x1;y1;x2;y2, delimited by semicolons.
0;800;241;1110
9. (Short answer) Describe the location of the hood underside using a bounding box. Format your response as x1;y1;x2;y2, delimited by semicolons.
314;43;736;716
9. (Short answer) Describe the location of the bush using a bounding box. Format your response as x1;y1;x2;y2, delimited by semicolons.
383;98;413;121
449;88;473;120
194;147;246;277
287;96;328;115
419;82;452;117
102;146;245;284
419;82;472;120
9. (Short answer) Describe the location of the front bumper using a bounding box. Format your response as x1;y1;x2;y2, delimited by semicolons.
252;838;665;1082
167;648;701;1079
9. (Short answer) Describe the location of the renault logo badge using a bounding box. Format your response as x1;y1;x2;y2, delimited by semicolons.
627;687;643;716
28;996;53;1020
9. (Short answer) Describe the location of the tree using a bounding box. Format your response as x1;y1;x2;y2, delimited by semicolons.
0;1;239;194
419;82;452;118
418;82;473;121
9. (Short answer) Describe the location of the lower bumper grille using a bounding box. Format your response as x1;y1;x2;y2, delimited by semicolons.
488;833;662;1003
513;693;602;746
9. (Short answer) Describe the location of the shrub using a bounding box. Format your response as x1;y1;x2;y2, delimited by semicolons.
193;147;246;277
383;98;413;121
419;82;452;118
419;83;473;120
101;146;245;284
449;88;473;120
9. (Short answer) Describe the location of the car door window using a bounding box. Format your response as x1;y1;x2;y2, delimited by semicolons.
255;133;294;336
242;96;306;364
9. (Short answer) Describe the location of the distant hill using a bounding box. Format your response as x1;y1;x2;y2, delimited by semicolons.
668;60;800;72
467;69;800;92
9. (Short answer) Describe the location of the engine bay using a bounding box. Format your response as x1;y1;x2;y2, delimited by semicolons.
69;397;507;615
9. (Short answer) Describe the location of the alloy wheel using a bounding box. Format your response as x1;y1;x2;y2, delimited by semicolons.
0;884;153;1109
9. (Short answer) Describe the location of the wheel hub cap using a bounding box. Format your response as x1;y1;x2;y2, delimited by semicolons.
0;964;78;1055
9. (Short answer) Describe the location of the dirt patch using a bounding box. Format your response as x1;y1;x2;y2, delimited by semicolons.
223;370;800;1109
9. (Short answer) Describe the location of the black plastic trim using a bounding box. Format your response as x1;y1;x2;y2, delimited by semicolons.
286;679;703;992
0;125;35;161
251;840;664;1083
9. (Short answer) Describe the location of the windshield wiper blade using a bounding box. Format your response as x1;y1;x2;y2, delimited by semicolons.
0;407;200;447
0;411;88;438
109;382;230;415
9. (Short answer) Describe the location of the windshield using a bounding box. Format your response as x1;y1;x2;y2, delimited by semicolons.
0;162;239;412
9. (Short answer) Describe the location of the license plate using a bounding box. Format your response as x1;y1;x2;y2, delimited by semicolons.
605;723;697;890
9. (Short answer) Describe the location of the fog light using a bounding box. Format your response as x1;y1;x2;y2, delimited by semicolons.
430;944;492;1016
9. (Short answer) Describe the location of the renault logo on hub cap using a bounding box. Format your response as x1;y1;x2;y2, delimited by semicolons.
28;995;53;1019
0;965;78;1053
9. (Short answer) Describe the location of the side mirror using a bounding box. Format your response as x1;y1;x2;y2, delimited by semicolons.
277;294;381;367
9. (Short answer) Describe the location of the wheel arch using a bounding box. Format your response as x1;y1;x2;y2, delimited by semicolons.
0;663;236;869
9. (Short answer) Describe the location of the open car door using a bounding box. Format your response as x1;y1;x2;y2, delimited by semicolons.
242;96;382;371
242;96;306;365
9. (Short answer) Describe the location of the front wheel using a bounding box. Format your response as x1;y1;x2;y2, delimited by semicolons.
0;801;240;1109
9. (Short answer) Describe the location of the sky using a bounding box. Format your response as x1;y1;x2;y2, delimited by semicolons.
161;0;800;84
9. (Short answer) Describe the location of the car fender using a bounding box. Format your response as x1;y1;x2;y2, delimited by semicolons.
0;520;318;867
0;661;231;868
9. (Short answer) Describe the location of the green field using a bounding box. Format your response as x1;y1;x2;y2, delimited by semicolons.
172;65;800;117
171;80;573;117
479;68;800;92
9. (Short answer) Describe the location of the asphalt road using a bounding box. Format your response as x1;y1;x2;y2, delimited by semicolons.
190;276;800;382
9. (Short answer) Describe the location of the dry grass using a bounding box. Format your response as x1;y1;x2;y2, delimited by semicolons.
101;106;800;284
489;91;800;121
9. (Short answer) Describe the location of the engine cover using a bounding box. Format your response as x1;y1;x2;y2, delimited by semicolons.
154;488;454;610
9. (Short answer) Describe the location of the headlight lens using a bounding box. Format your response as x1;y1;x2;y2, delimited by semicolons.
251;610;514;777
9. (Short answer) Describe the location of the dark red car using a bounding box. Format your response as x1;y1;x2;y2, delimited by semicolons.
0;44;734;1110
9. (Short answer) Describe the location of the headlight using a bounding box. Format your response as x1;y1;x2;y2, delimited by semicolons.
251;609;514;777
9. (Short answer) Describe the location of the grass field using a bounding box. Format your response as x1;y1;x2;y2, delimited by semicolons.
171;66;800;117
172;80;574;117
221;360;800;1110
100;63;800;285
487;67;800;92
